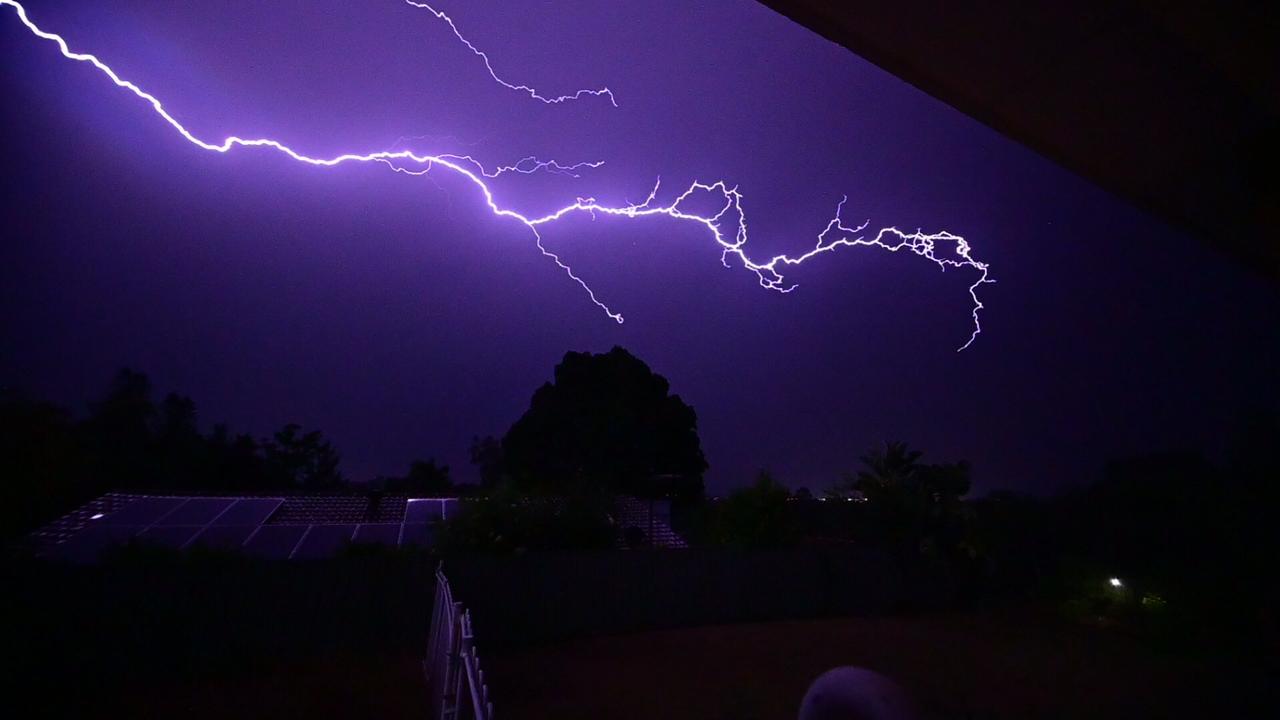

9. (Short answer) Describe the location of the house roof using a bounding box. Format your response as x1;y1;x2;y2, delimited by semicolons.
27;492;457;561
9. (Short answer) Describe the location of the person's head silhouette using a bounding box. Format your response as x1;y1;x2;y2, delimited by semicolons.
797;667;916;720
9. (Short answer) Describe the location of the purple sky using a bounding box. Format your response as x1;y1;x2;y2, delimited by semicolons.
3;0;1278;494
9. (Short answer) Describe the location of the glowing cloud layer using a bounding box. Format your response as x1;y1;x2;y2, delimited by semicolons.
1;0;992;350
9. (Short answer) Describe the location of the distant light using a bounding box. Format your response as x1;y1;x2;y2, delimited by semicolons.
90;513;104;520
1109;577;1123;588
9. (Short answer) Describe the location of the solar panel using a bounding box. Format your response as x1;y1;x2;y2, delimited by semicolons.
405;499;443;522
215;498;283;525
136;525;203;549
156;498;235;525
242;525;308;559
100;497;185;525
352;523;400;546
32;493;458;561
400;523;436;548
291;524;357;559
188;524;257;550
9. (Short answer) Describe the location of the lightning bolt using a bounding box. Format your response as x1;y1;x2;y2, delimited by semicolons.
1;0;993;350
404;0;618;107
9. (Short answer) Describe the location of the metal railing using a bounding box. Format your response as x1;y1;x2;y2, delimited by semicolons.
426;564;494;720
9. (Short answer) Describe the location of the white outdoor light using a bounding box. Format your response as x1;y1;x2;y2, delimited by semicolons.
90;513;105;520
1109;577;1123;588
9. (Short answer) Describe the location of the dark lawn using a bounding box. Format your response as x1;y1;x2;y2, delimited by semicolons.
85;653;429;720
486;609;1276;720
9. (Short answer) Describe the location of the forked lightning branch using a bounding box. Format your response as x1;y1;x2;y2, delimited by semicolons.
1;0;993;350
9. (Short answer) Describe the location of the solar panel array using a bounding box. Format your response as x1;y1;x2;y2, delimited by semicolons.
614;496;688;549
38;494;457;562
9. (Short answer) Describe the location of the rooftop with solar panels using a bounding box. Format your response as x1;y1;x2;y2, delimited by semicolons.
29;492;461;561
25;491;688;560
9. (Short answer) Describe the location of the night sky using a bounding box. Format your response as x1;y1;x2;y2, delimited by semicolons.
3;0;1278;495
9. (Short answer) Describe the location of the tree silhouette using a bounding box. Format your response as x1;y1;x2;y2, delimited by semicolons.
82;368;159;488
4;369;367;536
502;346;707;499
154;393;204;490
383;458;453;495
439;484;617;552
852;441;924;503
837;441;972;557
0;390;89;540
469;435;504;488
715;471;797;547
157;393;198;440
262;423;345;489
205;423;271;491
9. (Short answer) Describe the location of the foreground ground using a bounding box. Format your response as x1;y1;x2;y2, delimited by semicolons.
74;654;428;720
486;609;1276;720
21;603;1275;719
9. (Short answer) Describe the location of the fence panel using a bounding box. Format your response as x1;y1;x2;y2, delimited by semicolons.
425;564;494;720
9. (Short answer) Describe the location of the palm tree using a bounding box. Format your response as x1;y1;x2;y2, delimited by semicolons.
853;441;922;501
846;441;973;558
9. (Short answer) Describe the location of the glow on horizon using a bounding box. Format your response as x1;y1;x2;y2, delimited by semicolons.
1;0;993;350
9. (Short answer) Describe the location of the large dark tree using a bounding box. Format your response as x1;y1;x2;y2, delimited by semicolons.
502;346;707;499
